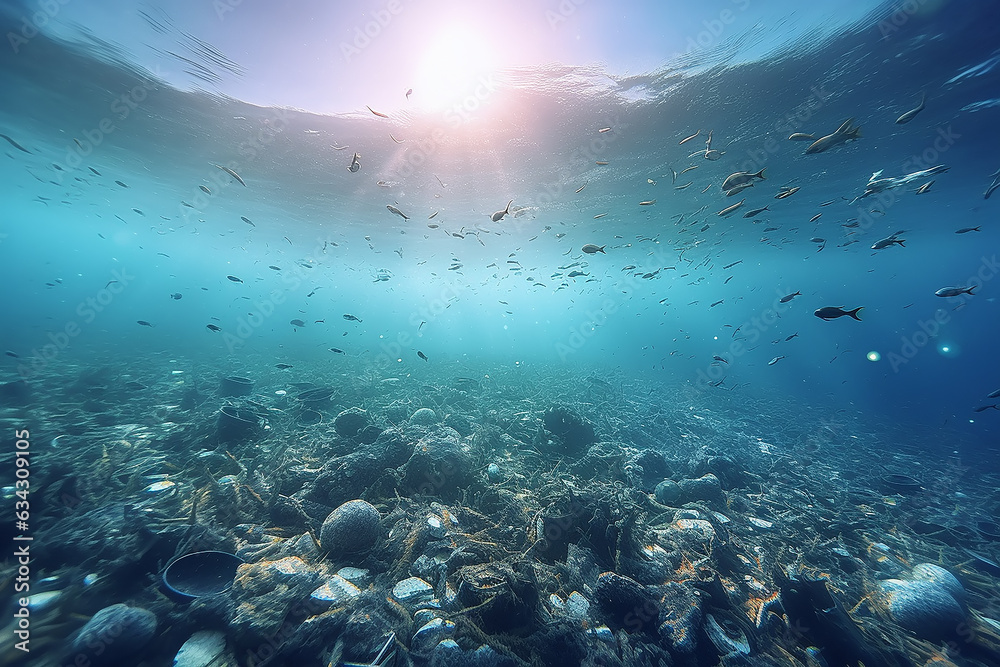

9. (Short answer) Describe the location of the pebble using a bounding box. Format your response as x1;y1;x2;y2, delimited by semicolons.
71;604;157;665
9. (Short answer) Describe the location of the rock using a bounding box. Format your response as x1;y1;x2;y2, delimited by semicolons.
677;474;724;503
443;413;473;436
319;500;382;556
70;603;156;665
910;563;965;601
624;449;670;492
401;428;474;496
878;579;964;641
410;407;438;425
542;405;597;454
594;571;658;632
655;581;702;655
654;479;682;505
333;407;370;437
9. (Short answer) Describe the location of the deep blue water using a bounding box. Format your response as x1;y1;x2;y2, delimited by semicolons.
1;0;999;458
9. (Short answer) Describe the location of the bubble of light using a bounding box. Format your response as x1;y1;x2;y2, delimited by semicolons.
867;351;881;362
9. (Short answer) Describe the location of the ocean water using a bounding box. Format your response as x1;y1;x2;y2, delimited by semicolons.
2;1;1000;665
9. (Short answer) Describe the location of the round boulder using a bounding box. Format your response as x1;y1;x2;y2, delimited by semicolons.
911;563;965;601
654;480;682;505
333;407;370;438
320;500;382;557
70;604;157;665
878;579;964;641
410;407;438;426
677;474;724;503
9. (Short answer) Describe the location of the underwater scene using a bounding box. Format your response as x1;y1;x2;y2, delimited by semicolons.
2;0;1000;665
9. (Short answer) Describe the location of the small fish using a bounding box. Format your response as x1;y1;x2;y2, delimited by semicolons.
595;160;609;165
788;133;815;141
0;132;30;153
417;351;428;361
679;165;698;175
275;363;294;369
491;200;513;222
809;213;822;223
429;211;439;219
704;149;724;160
724;275;734;284
713;355;728;364
594;213;608;219
366;105;389;118
598;127;612;133
987;389;1000;399
639;199;657;205
774;187;800;199
5;350;20;358
241;216;255;226
213;163;247;187
710;299;724;308
916;181;934;194
768;355;785;365
895;92;925;124
330;347;345;354
934;286;976;298
115;180;129;188
206;324;221;332
170;293;182;300
717;199;745;217
581;244;606;254
722;260;742;269
779;291;801;303
784;333;799;341
386;204;409;220
269;265;281;270
805;118;862;154
575;183;587;194
133;207;145;215
814;306;863;321
973;404;999;413
290;319;306;327
89;166;101;176
743;205;769;218
679;130;701;145
348;152;361;173
136;320;154;327
343;313;363;322
227;275;243;283
568;270;587;278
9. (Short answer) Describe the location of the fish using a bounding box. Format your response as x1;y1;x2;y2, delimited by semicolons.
788;132;815;141
934;286;976;297
199;185;211;195
763;226;779;232
417;351;428;361
721;168;766;191
428;211;439;219
575;183;587;194
621;265;636;271
986;168;1000;199
779;291;801;303
988;389;1000;399
675;183;692;190
227;275;243;283
717;199;745;217
170;293;182;300
710;299;724;308
973;404;999;413
639;200;657;205
594;213;608;219
136;320;154;327
704;149;724;160
809;213;822;223
679;165;698;175
774;187;800;199
679;130;701;145
269;265;281;270
348;152;361;172
343;313;363;322
871;235;905;250
4;351;19;358
206;324;221;332
0;132;31;153
89;167;101;176
567;270;587;277
726;182;754;196
722;260;742;269
743;205;769;218
724;275;734;284
241;216;255;226
366;105;389;118
805;118;862;154
405;88;413;99
491;200;513;222
213;163;246;187
895;92;925;124
596;161;609;165
581;244;606;254
814;306;863;321
290;319;306;327
784;333;799;341
712;355;728;364
768;356;785;365
389;134;403;143
116;180;129;188
386;205;409;220
276;363;294;369
598;127;612;133
330;348;345;354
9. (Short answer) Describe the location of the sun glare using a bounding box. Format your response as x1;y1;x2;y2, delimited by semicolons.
412;26;499;112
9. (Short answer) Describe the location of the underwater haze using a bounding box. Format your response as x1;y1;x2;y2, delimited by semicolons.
2;0;1000;665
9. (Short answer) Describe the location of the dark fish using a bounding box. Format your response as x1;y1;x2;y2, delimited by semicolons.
199;185;211;194
973;404;999;413
226;275;243;283
724;275;734;284
0;133;30;153
290;319;306;327
343;314;363;322
722;260;742;270
710;299;724;307
809;213;822;222
206;324;222;332
136;320;154;327
5;351;20;358
115;180;129;188
170;293;182;300
785;333;798;341
712;355;728;364
743;205;769;218
89;167;101;176
269;265;281;270
386;204;409;220
241;216;255;227
329;348;345;354
955;226;981;234
581;244;606;254
213;164;246;186
275;363;294;369
417;351;428;361
814;306;863;321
